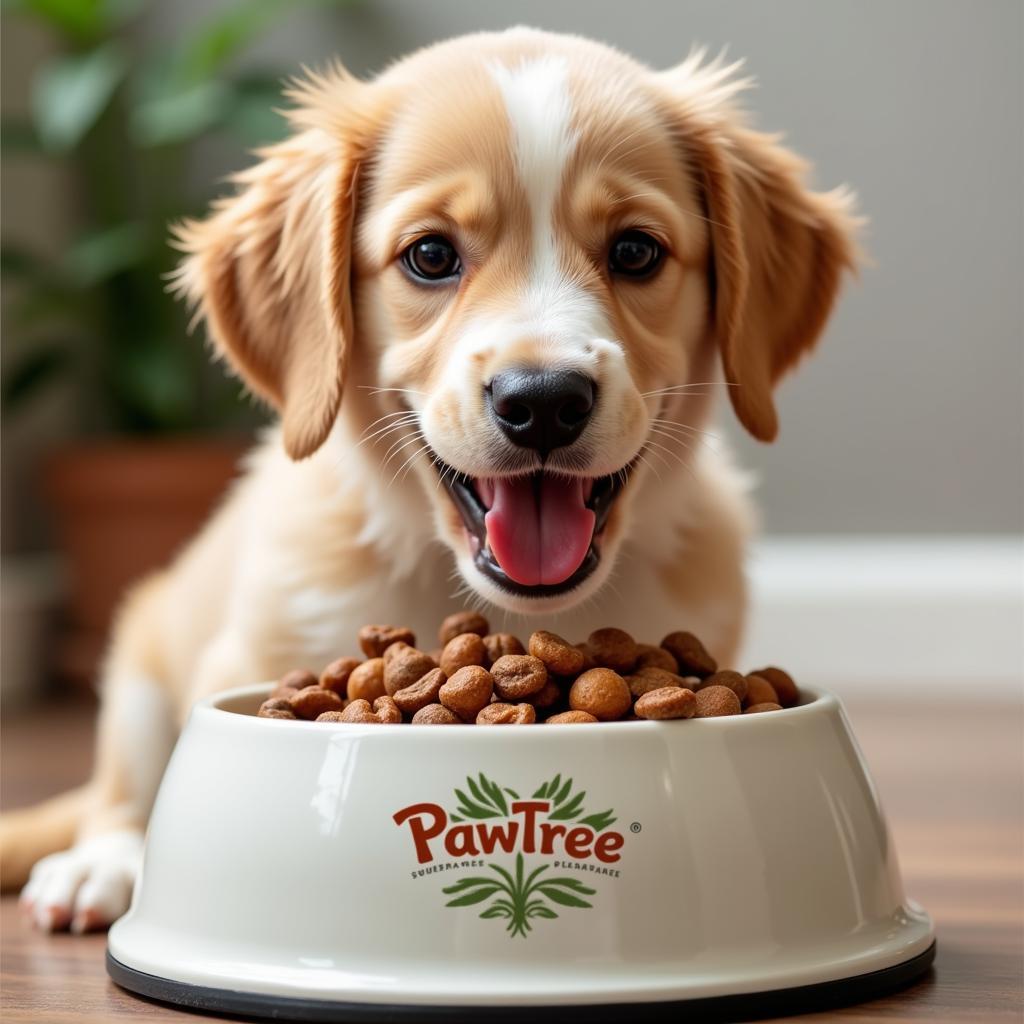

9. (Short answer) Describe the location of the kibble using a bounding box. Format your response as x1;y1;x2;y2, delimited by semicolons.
347;657;386;703
439;633;487;676
569;668;632;721
661;631;717;677
439;665;493;721
491;655;548;701
393;667;446;715
634;687;697;720
258;612;800;728
476;702;536;725
744;674;779;708
587;628;638;673
529;630;586;675
383;643;435;696
358;624;416;658
694;685;741;718
320;656;360;696
747;666;799;708
482;633;525;665
439;611;489;646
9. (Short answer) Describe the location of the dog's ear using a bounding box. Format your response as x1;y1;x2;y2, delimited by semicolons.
659;54;861;441
172;68;373;459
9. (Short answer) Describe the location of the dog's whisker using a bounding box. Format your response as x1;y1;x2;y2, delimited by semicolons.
651;418;721;443
640;381;734;397
358;385;428;399
381;431;426;468
358;414;420;447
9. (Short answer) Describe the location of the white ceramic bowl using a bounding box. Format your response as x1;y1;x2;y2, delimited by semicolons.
108;684;934;1021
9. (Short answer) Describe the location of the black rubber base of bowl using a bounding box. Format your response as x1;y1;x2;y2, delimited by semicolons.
107;941;934;1023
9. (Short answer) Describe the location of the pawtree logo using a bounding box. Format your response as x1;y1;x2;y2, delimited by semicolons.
393;773;626;939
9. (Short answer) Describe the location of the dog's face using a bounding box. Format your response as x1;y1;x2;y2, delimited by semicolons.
176;30;856;614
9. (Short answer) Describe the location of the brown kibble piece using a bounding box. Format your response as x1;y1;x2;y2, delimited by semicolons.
412;703;463;724
694;685;742;718
383;643;436;696
439;665;493;721
573;642;597;672
545;710;598;724
440;633;487;676
634;643;679;673
587;628;638;673
747;666;799;707
569;668;631;721
744;674;780;707
699;670;748;703
634;687;697;720
269;684;300;701
393;667;446;715
530;680;563;710
482;633;525;665
320;656;360;696
529;630;586;675
316;711;346;722
347;658;386;703
279;668;317;691
745;702;783;714
627;667;685;701
491;655;548;701
290;685;344;720
476;702;536;725
258;697;296;719
358;625;415;658
438;611;489;646
661;631;717;677
340;696;401;724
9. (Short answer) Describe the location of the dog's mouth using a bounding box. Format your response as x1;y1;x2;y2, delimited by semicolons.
433;456;634;597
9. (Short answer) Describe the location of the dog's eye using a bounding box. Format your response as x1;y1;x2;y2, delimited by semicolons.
609;230;663;278
403;235;461;281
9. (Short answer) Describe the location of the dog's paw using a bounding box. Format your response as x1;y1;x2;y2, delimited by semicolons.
19;830;143;933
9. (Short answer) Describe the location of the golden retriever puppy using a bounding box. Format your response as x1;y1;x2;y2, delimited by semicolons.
2;28;857;931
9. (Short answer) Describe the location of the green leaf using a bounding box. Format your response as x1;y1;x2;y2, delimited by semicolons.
578;810;617;832
480;774;508;816
527;905;557;919
32;42;127;152
453;788;497;820
131;78;231;147
532;782;548;799
62;222;147;286
442;876;495;895
446;885;502;907
552;778;573;807
172;0;290;84
466;775;494;812
537;886;593;909
504;788;519;800
548;792;586;821
539;877;596;895
480;905;511;919
9;0;142;43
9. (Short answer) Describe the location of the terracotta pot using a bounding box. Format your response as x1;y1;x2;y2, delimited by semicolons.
45;438;246;687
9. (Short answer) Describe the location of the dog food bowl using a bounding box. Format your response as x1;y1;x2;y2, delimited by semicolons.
107;684;934;1021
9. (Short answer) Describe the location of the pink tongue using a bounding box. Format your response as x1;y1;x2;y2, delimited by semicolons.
484;476;596;587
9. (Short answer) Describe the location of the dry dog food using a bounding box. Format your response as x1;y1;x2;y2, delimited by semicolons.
257;613;802;725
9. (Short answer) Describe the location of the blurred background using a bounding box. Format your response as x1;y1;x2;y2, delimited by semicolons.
2;0;1022;709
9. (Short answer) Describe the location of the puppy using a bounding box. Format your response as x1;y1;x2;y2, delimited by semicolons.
1;28;857;932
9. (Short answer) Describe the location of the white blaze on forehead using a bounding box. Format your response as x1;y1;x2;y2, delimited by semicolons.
489;56;589;329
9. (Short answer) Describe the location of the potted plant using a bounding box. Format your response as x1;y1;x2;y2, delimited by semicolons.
2;0;348;686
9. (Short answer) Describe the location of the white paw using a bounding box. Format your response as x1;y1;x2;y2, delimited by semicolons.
20;830;143;933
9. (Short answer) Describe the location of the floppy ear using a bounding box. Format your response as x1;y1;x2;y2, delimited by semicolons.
660;54;861;441
172;70;370;459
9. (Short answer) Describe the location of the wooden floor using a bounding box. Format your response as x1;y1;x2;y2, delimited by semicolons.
1;691;1021;1022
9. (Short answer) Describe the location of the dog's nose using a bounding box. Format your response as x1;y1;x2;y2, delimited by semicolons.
487;368;595;455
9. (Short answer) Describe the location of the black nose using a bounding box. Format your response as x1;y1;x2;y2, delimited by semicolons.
487;368;595;456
